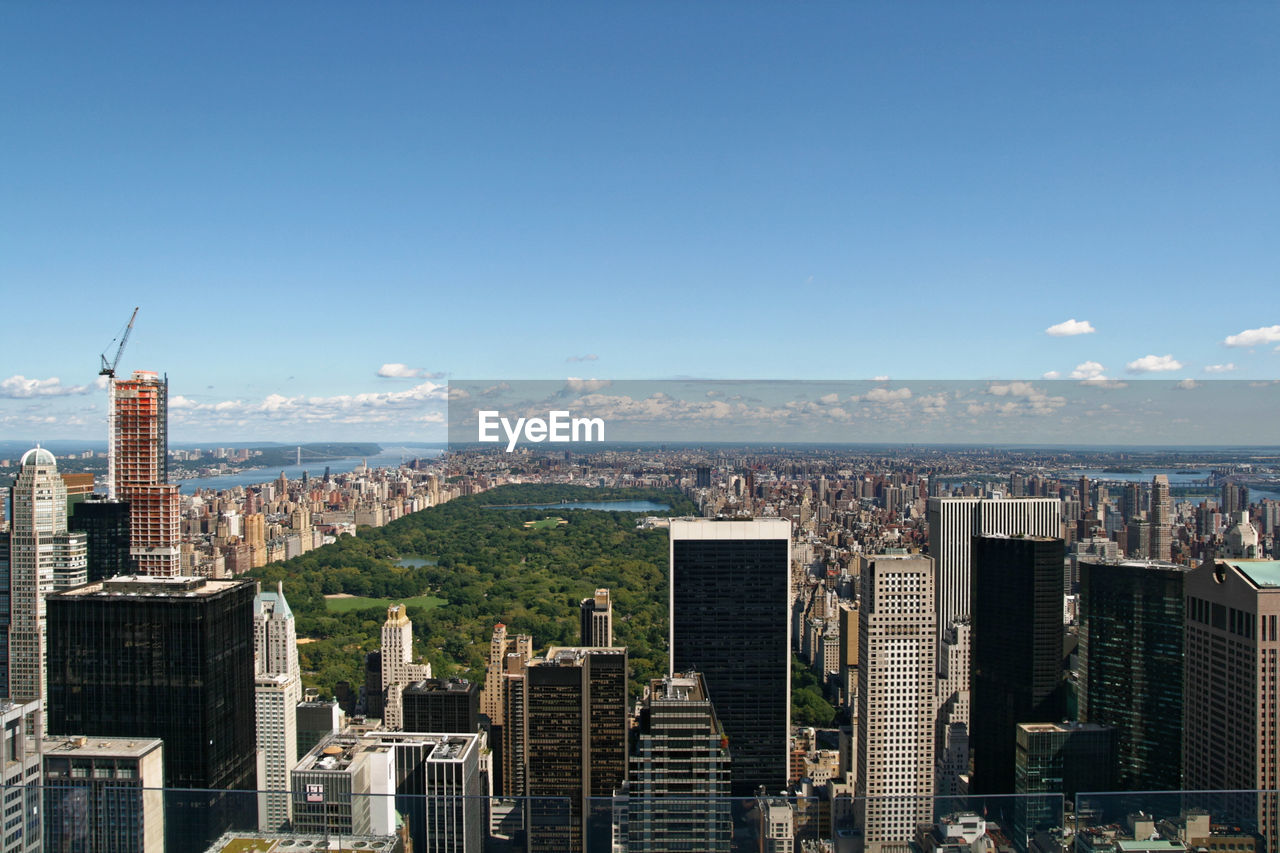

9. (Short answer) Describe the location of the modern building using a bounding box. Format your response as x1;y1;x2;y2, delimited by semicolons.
296;695;344;758
0;532;8;699
203;830;407;853
68;496;132;581
926;497;1061;792
1184;559;1280;850
855;555;936;852
254;582;301;830
42;735;165;853
580;587;613;647
969;535;1065;795
362;730;485;853
46;575;257;848
1013;722;1116;845
112;370;180;577
1079;559;1187;791
0;700;42;853
625;671;732;853
7;447;88;717
669;517;792;796
524;646;628;853
1149;475;1173;563
291;735;397;837
402;677;480;734
381;604;432;730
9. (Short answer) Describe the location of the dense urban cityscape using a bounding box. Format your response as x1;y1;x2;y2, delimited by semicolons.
3;365;1280;851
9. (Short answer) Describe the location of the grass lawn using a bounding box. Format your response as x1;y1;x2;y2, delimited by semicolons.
523;516;566;529
323;593;447;613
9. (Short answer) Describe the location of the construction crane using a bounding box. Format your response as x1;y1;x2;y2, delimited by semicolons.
100;307;139;500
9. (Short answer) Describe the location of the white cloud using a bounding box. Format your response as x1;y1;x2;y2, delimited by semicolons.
1126;354;1183;373
565;378;612;393
1176;379;1200;390
1042;371;1061;379
871;375;889;382
1045;318;1096;337
566;354;599;363
1223;325;1280;348
855;387;912;403
818;393;840;404
377;363;444;379
1203;363;1236;374
1069;361;1107;381
0;375;92;398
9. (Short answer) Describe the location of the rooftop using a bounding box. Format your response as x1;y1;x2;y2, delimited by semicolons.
41;735;163;759
1226;560;1280;588
55;575;253;598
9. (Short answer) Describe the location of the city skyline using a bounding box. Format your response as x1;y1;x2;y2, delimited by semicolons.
3;4;1278;442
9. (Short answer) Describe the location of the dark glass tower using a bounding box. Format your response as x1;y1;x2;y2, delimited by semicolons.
669;518;791;797
1079;559;1187;790
970;535;1065;795
402;677;480;733
68;496;132;581
46;575;257;847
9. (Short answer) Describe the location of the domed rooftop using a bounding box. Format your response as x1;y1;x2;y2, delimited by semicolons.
19;447;56;468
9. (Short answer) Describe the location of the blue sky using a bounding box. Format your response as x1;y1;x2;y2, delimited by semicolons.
2;3;1277;441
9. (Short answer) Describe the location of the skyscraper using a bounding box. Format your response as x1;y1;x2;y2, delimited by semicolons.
47;575;257;847
1148;474;1173;562
254;581;301;830
381;604;432;730
524;646;628;853
580;587;613;647
402;677;480;733
969;535;1064;795
927;497;1061;793
68;495;132;581
1184;558;1280;850
1079;559;1187;791
7;447;87;717
669;517;791;796
855;555;936;851
42;735;166;853
113;371;180;577
625;672;732;853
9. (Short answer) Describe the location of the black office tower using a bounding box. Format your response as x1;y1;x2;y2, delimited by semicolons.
403;677;480;733
970;535;1065;795
1079;559;1188;790
68;496;132;581
46;575;257;848
669;518;791;797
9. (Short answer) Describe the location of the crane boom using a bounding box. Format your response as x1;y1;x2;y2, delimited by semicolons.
100;306;139;377
101;306;139;500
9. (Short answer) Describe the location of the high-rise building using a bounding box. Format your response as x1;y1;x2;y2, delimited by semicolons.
1148;474;1173;562
524;646;628;853
1079;559;1187;791
481;622;532;795
254;582;301;831
113;371;180;576
291;735;397;837
625;671;732;853
296;696;344;758
969;535;1064;795
0;700;42;853
1013;722;1116;844
580;587;613;647
669;517;791;796
855;555;936;851
367;730;485;853
68;496;132;581
42;735;165;853
0;532;9;699
402;677;480;734
381;604;432;730
1184;559;1280;850
927;497;1060;795
47;575;257;848
7;447;88;717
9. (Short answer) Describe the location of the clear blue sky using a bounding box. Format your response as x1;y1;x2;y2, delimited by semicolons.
2;3;1277;441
